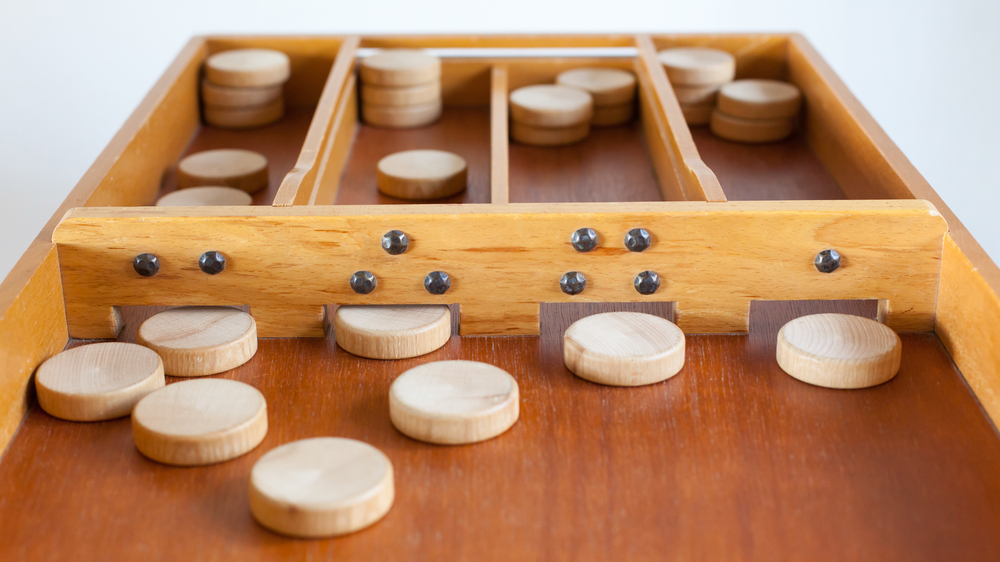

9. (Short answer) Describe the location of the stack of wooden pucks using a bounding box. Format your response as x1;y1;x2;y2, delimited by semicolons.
556;67;637;127
509;84;594;146
359;50;442;128
710;79;802;143
658;47;736;125
202;48;290;129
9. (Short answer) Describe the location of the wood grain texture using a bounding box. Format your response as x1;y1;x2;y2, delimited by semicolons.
203;98;285;130
563;312;685;386
53;200;947;336
489;65;510;204
334;305;452;360
305;74;359;206
177;149;269;193
509;85;594;128
361;99;443;128
205;49;290;88
3;300;1000;560
389;360;519;445
376;150;467;200
137;307;258;376
359;50;441;87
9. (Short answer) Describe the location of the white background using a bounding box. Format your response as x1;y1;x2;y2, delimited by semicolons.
1;0;997;282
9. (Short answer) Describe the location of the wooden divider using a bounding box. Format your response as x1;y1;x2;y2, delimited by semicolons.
489;65;510;204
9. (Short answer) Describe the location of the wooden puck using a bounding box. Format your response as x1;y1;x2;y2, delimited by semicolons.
35;342;165;422
204;96;284;129
509;85;593;127
563;312;685;386
334;305;451;360
776;314;902;389
389;360;519;445
510;121;590;146
156;186;253;207
717;79;802;120
681;102;714;125
376;149;467;200
673;83;721;106
359;49;441;87
249;437;394;538
362;99;442;128
556;67;637;106
176;149;269;193
137;306;258;377
132;379;267;466
591;102;634;126
710;109;795;143
658;47;736;86
361;81;441;106
205;48;291;88
201;79;282;108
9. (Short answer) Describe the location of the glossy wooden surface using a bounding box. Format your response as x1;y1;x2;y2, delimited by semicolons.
2;300;1000;560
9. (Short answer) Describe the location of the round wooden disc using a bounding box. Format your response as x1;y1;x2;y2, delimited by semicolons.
362;99;442;128
132;379;267;466
176;149;269;193
673;83;721;105
776;314;902;389
156;186;253;207
35;342;165;422
591;102;634;127
710;109;795;143
359;49;441;87
249;437;394;538
205;49;291;88
681;102;714;125
509;85;594;127
510;121;590;147
657;47;736;86
389;360;519;445
376;149;467;200
204;97;284;130
361;81;441;106
137;307;258;377
201;79;282;108
555;68;637;106
563;312;685;386
334;305;451;360
717;79;802;120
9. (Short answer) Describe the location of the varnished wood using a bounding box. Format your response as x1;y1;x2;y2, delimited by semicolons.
489;65;509;204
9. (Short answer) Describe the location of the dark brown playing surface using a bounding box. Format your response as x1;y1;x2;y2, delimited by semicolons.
3;106;1000;562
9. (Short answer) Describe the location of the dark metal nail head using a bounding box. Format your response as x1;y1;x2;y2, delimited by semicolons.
560;271;587;295
814;249;841;273
350;271;377;294
424;271;451;295
382;230;409;255
634;270;660;295
198;251;226;275
133;253;160;277
571;228;598;252
624;228;651;252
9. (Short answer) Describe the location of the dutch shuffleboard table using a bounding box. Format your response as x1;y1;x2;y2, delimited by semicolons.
1;33;999;561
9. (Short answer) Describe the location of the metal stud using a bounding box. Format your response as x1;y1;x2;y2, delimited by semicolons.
560;271;586;295
634;270;660;295
814;249;841;273
624;228;651;252
350;271;377;294
424;271;451;295
198;251;226;275
382;230;409;255
570;228;598;252
133;253;160;277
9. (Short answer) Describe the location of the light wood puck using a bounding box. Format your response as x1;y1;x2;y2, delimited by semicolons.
201;79;282;108
717;79;802;120
205;48;291;88
510;121;590;146
249;437;394;538
563;312;685;386
710;109;795;143
389;360;519;445
681;102;714;125
658;47;736;86
361;81;441;106
556;68;637;106
35;342;165;422
362;99;442;128
137;306;258;377
204;96;284;129
359;49;441;87
591;102;634;126
509;85;594;127
176;149;269;193
334;305;451;360
156;186;253;207
776;313;902;389
132;378;267;466
673;83;721;106
376;149;467;200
